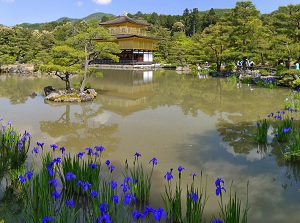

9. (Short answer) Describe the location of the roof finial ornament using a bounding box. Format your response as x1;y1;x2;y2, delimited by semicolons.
123;11;128;16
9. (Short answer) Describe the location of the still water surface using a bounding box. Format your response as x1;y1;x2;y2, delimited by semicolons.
0;69;299;222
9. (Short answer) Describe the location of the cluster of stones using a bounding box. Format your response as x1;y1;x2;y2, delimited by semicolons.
1;64;35;74
44;86;97;102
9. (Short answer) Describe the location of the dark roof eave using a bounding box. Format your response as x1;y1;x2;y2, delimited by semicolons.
99;15;149;26
94;34;163;41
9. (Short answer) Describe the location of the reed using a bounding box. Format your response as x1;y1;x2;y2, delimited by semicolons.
283;130;300;162
185;172;207;223
253;119;270;143
161;166;184;223
215;179;250;223
270;110;294;142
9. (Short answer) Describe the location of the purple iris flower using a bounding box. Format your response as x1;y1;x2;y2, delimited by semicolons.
52;191;60;199
17;141;23;150
65;172;76;181
21;134;27;142
66;199;75;208
59;147;65;154
164;171;173;181
153;208;167;221
18;174;26;183
90;190;99;197
76;181;92;191
50;144;58;151
93;151;100;157
26;132;31;138
134;152;141;157
37;141;44;147
215;178;225;187
97;214;111;223
178;165;185;172
144;206;155;215
188;192;198;202
132;210;145;220
77;152;85;158
109;180;118;190
124;192;136;205
215;178;226;196
53;157;61;164
47;167;54;176
112;195;119;204
31;147;39;154
212;219;223;223
98;202;109;214
108;165;115;172
42;216;54;223
149;157;158;165
86;147;93;155
25;170;33;180
89;163;99;170
94;145;105;152
48;179;58;188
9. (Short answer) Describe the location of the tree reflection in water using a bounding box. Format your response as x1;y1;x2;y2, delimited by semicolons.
40;102;120;154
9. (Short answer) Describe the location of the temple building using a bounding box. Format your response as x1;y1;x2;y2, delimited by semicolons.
94;14;161;66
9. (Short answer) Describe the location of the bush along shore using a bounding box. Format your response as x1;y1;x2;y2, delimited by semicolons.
0;118;250;223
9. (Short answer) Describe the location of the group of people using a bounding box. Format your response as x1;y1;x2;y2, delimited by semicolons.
236;58;255;70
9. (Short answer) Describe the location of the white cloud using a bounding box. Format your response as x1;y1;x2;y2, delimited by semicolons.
92;0;111;5
1;0;15;2
76;1;83;7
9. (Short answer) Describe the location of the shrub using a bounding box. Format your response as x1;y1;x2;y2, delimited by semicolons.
276;65;288;75
225;62;236;72
259;69;269;76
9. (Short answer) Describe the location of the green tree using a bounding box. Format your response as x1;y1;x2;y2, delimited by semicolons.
0;26;15;71
182;8;191;36
194;23;231;71
40;20;121;92
269;4;300;65
147;25;172;64
272;4;300;42
202;8;217;30
149;12;160;25
168;33;193;66
13;27;34;63
222;1;262;60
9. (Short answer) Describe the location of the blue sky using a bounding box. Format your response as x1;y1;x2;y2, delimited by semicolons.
1;0;299;26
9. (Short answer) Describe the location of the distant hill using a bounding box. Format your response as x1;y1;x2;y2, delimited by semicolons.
55;12;115;23
81;12;115;22
55;17;79;23
18;12;115;30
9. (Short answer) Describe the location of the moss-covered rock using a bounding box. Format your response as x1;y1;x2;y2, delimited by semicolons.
45;88;97;102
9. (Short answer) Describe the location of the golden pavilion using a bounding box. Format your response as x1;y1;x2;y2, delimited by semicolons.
94;14;161;65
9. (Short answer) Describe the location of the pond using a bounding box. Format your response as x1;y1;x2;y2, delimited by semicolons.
0;69;299;222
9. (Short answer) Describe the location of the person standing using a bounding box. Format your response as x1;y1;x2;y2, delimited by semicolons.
295;62;299;70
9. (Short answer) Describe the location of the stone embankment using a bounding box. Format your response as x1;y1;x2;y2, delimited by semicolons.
1;64;35;74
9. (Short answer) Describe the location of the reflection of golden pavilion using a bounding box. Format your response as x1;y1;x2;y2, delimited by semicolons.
94;15;161;66
95;69;159;116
